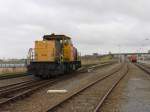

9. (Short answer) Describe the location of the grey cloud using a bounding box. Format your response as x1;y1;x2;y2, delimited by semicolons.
0;0;150;58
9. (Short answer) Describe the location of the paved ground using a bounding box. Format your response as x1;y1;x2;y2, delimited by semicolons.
100;63;150;112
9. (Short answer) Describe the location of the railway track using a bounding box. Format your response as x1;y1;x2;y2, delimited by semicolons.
0;78;60;106
0;79;40;91
135;62;150;75
78;61;116;73
93;64;129;112
0;61;116;107
47;63;129;112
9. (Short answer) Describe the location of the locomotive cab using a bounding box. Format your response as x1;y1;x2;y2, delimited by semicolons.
27;34;81;78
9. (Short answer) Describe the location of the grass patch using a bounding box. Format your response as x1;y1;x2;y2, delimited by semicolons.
0;72;27;80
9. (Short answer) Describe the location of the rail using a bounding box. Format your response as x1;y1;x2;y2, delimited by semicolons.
93;64;129;112
47;63;128;112
135;62;150;75
0;61;117;107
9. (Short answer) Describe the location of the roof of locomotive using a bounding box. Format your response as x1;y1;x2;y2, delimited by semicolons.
43;34;71;40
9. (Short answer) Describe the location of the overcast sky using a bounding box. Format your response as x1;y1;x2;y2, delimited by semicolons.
0;0;150;58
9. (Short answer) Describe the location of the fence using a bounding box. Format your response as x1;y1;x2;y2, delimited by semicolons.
0;63;26;68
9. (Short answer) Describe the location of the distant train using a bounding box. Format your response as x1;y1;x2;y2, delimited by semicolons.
129;55;137;63
27;34;81;78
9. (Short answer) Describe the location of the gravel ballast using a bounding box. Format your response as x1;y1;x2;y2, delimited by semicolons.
1;63;120;112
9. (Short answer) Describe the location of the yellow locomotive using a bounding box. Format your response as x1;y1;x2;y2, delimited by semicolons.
27;34;81;78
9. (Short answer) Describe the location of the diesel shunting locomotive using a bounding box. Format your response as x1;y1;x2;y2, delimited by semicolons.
27;34;81;78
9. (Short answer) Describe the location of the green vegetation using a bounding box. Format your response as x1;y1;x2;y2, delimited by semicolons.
0;72;27;79
0;72;26;76
99;55;114;62
81;54;115;65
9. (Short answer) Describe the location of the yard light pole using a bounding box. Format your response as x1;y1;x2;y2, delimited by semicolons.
117;44;121;63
